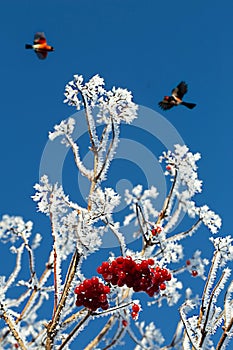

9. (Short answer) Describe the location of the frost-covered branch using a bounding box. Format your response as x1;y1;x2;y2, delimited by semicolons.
0;73;232;349
0;303;27;350
46;249;81;349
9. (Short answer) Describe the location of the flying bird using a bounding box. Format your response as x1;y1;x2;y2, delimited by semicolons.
25;32;54;59
158;81;196;110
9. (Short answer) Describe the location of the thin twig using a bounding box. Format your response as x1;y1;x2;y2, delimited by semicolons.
3;245;24;292
157;169;178;224
84;316;116;350
142;170;178;255
46;249;81;349
92;302;132;317
65;134;92;181
0;257;53;344
104;220;125;257
0;304;27;350
22;236;37;283
96;119;115;182
160;320;183;349
57;310;91;350
199;269;228;347
102;319;125;350
180;304;199;350
126;327;149;350
167;218;202;243
197;251;219;328
216;317;233;350
49;201;59;316
80;91;98;151
61;308;87;327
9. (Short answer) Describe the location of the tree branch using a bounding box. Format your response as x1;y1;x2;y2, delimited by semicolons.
46;249;81;349
0;304;27;350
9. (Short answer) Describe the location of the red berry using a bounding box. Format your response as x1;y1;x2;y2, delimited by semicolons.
147;258;154;265
135;263;142;271
119;270;126;279
151;228;157;236
102;261;109;269
133;285;141;292
75;299;83;307
131;311;138;320
166;165;172;171
91;277;99;285
165;273;172;281
186;260;191;266
122;320;128;327
153;271;161;280
111;260;118;268
141;260;149;270
101;302;109;310
83;279;92;288
97;266;103;274
161;268;168;277
74;286;80;294
117;279;124;287
160;283;166;290
116;256;124;264
102;273;113;282
132;303;140;312
79;283;85;292
192;270;198;277
146;288;155;297
103;285;111;294
99;294;107;303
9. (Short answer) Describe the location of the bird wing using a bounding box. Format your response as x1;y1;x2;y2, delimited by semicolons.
35;50;48;59
34;32;47;45
172;81;188;99
158;100;174;110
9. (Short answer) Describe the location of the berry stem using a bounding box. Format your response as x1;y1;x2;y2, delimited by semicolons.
92;301;133;316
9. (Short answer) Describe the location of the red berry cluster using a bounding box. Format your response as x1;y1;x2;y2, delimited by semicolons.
151;225;163;236
131;303;140;320
74;277;110;311
97;256;171;297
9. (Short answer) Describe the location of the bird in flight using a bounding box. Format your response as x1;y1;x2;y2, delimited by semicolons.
25;32;54;59
158;81;196;110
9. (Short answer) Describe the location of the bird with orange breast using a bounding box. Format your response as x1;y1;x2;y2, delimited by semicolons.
158;81;196;111
25;32;54;59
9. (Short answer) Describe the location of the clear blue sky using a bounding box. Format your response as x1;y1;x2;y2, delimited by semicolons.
0;0;233;348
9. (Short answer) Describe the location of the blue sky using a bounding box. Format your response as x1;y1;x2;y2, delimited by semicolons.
0;0;233;348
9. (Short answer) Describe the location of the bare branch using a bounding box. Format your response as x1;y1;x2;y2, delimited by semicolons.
0;304;27;350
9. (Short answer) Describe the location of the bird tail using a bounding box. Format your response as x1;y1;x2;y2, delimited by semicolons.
25;44;33;49
181;101;196;109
